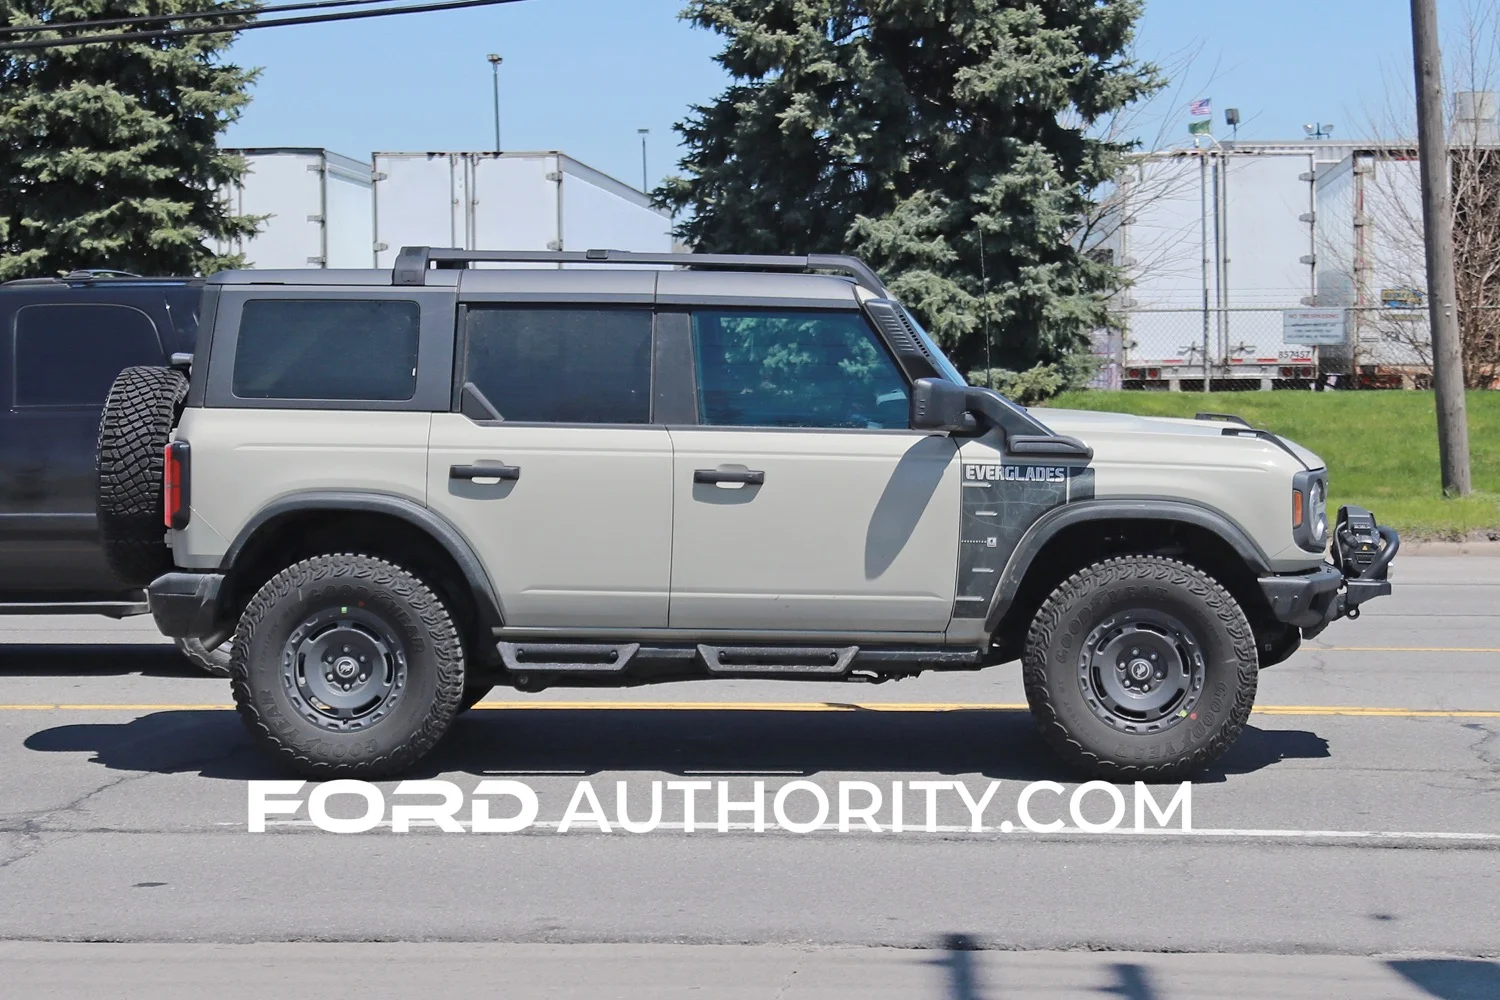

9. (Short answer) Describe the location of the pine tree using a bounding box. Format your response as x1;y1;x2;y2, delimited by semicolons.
0;2;258;279
660;1;1158;370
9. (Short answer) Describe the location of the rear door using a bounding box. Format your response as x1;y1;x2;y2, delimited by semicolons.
0;293;167;595
425;298;674;630
666;307;962;635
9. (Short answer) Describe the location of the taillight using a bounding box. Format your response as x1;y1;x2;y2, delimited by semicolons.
163;440;190;530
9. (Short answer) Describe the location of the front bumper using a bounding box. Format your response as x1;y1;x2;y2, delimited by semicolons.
147;571;226;640
1258;520;1399;638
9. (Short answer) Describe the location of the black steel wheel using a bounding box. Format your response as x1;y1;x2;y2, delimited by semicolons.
1023;555;1258;780
230;553;465;778
1077;608;1206;733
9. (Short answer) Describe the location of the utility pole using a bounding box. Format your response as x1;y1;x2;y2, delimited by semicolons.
487;54;503;154
1410;0;1472;495
637;128;650;192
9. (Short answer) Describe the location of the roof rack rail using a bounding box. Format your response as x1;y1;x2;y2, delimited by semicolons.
390;247;890;296
63;268;141;280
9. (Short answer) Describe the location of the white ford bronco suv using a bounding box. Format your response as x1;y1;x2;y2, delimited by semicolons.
96;248;1397;780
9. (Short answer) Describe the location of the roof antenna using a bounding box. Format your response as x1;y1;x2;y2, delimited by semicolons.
978;225;992;389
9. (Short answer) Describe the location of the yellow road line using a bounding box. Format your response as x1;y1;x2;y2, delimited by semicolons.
1;701;1498;718
1319;646;1500;653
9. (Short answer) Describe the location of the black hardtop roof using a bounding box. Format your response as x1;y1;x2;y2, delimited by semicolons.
2;272;203;289
206;248;890;307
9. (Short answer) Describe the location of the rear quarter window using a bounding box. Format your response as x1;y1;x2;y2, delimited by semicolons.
232;299;420;401
12;303;164;407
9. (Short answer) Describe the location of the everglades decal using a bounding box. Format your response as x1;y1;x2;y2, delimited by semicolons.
953;461;1096;619
965;464;1069;484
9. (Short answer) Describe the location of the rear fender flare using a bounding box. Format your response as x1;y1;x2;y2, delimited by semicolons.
221;491;504;630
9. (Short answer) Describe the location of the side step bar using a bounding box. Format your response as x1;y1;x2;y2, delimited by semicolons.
497;642;639;674
697;644;858;677
490;641;986;682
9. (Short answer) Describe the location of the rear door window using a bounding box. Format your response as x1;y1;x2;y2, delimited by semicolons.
12;303;164;407
463;307;653;423
232;299;420;400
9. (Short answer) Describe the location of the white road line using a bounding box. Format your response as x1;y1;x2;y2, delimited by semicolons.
238;820;1500;841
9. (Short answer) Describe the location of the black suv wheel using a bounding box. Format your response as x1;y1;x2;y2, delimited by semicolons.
230;553;466;778
175;637;231;678
1023;555;1258;780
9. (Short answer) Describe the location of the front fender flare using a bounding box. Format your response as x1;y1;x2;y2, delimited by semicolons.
982;498;1274;633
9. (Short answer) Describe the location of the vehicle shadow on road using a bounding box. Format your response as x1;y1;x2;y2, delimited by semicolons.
1388;958;1500;1000
20;708;1329;783
0;643;202;679
428;707;1328;783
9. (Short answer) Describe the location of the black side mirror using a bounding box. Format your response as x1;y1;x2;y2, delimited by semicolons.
910;378;978;432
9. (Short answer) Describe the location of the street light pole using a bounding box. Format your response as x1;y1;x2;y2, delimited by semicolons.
487;53;503;154
1410;0;1472;495
637;128;650;192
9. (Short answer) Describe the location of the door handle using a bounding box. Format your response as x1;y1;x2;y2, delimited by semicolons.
694;469;765;486
450;463;521;482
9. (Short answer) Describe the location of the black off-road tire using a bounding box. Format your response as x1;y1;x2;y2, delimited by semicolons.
230;553;466;779
175;637;231;678
1023;555;1258;781
96;365;189;586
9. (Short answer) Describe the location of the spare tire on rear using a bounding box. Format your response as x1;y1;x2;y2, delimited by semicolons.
96;365;189;587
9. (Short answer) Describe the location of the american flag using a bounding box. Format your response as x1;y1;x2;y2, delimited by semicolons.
1190;98;1212;117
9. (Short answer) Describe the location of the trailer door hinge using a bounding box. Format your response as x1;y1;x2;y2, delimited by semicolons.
545;171;562;182
1299;254;1317;266
1299;212;1315;223
546;239;563;251
306;256;326;266
1299;171;1315;182
306;214;324;224
374;242;389;253
374;172;388;182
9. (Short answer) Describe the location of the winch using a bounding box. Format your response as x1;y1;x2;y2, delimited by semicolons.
1332;505;1398;620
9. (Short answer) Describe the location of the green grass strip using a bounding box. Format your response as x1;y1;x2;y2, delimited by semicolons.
1044;390;1499;538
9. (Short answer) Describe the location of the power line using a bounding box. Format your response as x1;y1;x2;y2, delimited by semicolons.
0;0;527;52
0;0;387;38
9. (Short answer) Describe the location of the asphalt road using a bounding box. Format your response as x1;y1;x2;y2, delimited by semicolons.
0;556;1497;998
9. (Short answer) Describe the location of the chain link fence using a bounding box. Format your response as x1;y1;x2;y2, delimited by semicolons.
1091;305;1451;390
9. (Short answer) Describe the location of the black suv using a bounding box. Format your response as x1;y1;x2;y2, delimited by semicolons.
0;271;227;673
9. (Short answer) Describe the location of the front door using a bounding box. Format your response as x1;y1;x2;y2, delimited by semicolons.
426;304;673;629
667;307;961;634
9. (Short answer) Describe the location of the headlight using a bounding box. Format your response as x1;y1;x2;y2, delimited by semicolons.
1309;480;1328;544
1293;471;1330;552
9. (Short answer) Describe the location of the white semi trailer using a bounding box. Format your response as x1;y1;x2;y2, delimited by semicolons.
1314;149;1432;382
1107;145;1347;389
214;148;375;269
371;151;672;267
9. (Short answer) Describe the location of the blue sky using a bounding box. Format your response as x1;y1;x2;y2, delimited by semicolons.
223;0;1437;191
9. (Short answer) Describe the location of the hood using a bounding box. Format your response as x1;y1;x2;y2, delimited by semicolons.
1037;407;1326;471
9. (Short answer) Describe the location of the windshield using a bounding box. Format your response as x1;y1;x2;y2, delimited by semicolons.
900;307;967;385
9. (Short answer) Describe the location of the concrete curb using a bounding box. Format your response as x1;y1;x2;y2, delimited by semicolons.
1399;539;1500;556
